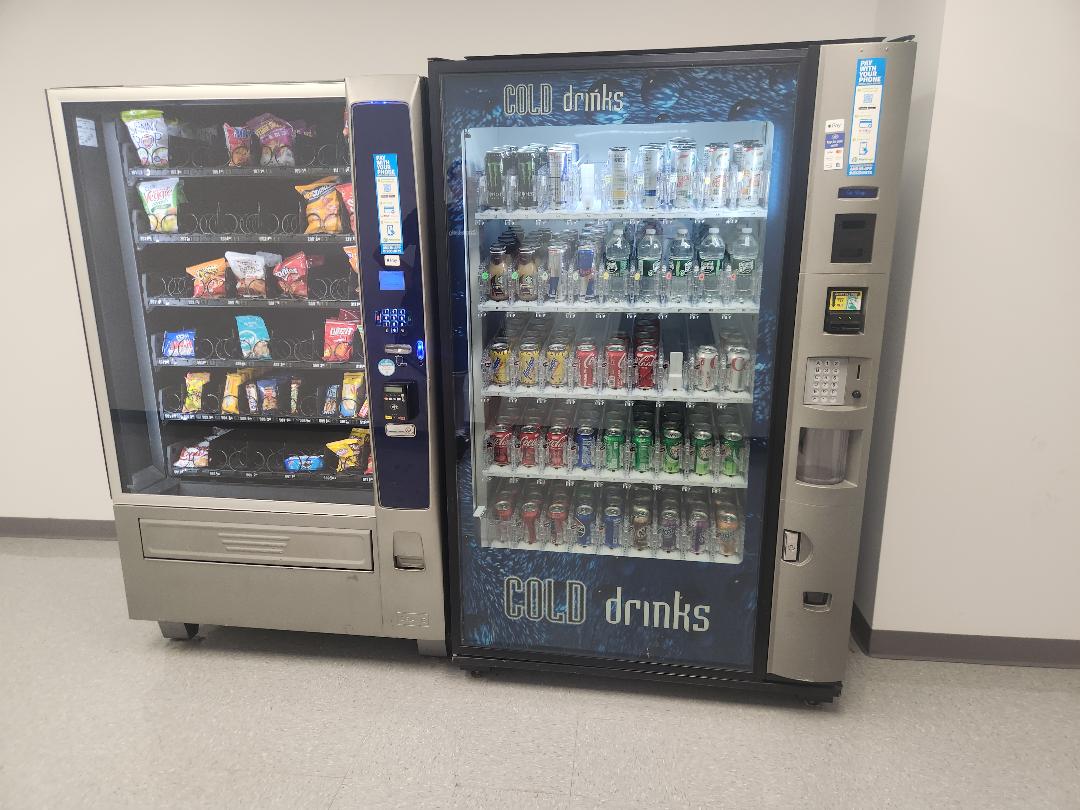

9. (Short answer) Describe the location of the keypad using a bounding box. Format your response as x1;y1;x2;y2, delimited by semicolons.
804;357;848;405
377;307;411;335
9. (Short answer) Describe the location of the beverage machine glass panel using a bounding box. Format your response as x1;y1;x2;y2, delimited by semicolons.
435;59;802;672
58;95;374;505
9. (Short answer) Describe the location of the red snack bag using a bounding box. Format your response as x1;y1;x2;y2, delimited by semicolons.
336;182;355;234
323;318;358;362
273;252;324;299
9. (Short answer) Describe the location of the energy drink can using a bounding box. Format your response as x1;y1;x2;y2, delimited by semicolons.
547;146;571;210
515;147;540;209
602;504;623;548
693;345;720;392
576;245;597;301
575;425;596;470
632;425;654;472
489;339;511;385
640;144;663;209
608;146;631;210
692;429;714;476
518;340;541;387
573;503;595;546
603;425;624;471
546;244;565;299
662;427;683;474
518;423;541;468
725;345;752;393
484;149;506;209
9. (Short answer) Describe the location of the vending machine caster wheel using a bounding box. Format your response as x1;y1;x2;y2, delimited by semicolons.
158;621;199;640
802;698;823;708
469;669;486;679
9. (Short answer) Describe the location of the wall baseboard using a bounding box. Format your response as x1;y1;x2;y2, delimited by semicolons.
851;604;1079;668
0;517;116;540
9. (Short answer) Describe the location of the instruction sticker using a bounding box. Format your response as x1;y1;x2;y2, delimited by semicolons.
823;119;845;171
847;57;886;176
75;117;97;148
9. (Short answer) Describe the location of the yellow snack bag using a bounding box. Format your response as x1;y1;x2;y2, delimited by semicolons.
340;371;366;418
325;437;362;472
182;372;211;413
295;176;342;234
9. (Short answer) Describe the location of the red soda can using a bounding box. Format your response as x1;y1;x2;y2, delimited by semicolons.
635;341;658;389
518;423;541;467
490;422;513;466
575;340;598;388
604;339;628;389
545;425;569;468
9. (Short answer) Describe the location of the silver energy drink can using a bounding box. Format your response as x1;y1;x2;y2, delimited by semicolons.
725;344;752;393
547;146;571;210
703;142;731;208
484;149;506;209
743;140;766;208
516;146;541;209
640;144;662;209
669;138;697;208
608;146;630;210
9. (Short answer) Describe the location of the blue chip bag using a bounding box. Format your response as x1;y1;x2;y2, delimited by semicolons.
235;315;270;359
162;330;196;358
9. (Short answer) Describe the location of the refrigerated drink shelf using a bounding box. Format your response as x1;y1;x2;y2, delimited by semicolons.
474;206;767;222
482;464;747;489
128;165;351;180
146;296;362;309
477;301;759;315
480;385;751;405
161;412;369;427
480;535;742;564
137;233;355;245
155;358;365;371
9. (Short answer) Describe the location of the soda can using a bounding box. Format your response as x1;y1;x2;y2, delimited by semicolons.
604;339;628;389
725;344;752;393
489;339;511;386
484;149;506;209
692;345;720;392
703;143;732;208
520;499;541;545
662;427;683;474
547;146;571;210
546;244;565;299
688;506;710;554
640;144;663;209
576;245;597;301
715;507;740;556
573;502;595;546
603;425;624;471
518;423;541;468
632;425;654;473
608;146;631;210
515;147;541;209
548;500;568;545
659;503;680;552
669;138;697;208
490;422;513;466
553;141;580;164
743;140;766;208
631;503;652;550
574;340;598;388
545;341;569;387
516;340;541;387
602;504;623;548
721;430;744;477
575;425;596;470
545;425;569;469
633;341;658;390
692;429;714;476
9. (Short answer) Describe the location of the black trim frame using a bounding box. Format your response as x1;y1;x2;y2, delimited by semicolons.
428;43;834;697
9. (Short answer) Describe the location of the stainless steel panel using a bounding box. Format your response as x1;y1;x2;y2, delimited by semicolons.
140;518;373;570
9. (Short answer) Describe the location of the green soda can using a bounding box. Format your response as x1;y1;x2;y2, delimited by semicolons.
632;426;654;473
692;429;714;476
721;430;744;476
662;427;683;474
604;425;624;471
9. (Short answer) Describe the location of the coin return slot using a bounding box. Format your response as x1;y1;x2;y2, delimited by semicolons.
803;591;832;611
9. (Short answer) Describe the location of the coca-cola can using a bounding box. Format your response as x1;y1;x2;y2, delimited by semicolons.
545;425;569;469
490;423;513;466
575;340;598;388
604;339;628;389
634;341;658;389
518;423;541;467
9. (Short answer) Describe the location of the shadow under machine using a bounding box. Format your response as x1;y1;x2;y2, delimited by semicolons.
49;79;444;651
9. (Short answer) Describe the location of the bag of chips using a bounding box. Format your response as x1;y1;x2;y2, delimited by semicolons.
326;436;363;473
343;245;359;274
322;384;340;415
289;378;302;415
284;454;324;473
273;251;323;299
222;123;253;167
162;330;196;358
225;252;269;298
122;109;169;167
256;379;279;413
235;315;271;359
182;372;211;413
185;258;227;298
322;318;358;362
245;113;313;167
137;178;183;233
173;427;230;471
335;182;355;234
296;176;343;234
340;371;366;418
222;370;253;415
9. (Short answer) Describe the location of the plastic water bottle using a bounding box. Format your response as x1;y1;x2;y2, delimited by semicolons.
698;227;726;303
635;228;661;303
728;226;759;304
667;227;693;304
604;227;631;304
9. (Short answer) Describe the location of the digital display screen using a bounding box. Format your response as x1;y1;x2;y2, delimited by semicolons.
828;289;863;312
379;270;406;291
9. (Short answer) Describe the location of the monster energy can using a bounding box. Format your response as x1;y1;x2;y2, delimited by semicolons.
484;149;507;209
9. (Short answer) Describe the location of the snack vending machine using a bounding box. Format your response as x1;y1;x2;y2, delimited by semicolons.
429;40;914;699
49;80;445;650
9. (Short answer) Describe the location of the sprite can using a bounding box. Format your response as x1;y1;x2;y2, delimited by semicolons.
632;426;654;473
662;427;683;474
692;429;713;476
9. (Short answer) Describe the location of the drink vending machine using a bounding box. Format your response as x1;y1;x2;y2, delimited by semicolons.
49;79;446;651
427;39;914;700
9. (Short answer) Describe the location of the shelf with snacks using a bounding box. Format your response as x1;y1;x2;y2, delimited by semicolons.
481;464;747;490
474;205;767;222
480;385;752;405
161;411;369;428
155;357;365;371
476;300;758;315
136;232;355;246
145;296;363;310
128;165;351;181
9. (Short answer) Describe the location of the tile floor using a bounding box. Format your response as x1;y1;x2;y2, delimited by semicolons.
1;536;1078;809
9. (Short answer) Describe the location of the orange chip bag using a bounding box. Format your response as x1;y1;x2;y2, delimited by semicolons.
295;176;342;234
343;245;358;274
186;258;227;298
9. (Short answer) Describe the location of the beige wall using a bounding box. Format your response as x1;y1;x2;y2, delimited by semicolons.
0;0;878;521
859;0;1080;640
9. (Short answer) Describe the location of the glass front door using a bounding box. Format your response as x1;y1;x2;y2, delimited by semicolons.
437;56;804;672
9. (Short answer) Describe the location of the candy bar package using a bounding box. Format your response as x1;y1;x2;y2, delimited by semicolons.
245;114;313;167
186;258;227;298
322;318;358;362
162;330;196;358
182;371;211;413
256;378;279;413
358;397;370;421
289;378;302;415
245;383;260;414
284;454;324;473
122;109;169;167
296;176;343;234
343;245;359;274
222;123;253;167
225;252;268;298
335;182;355;234
235;315;271;359
322;384;340;416
273;251;323;299
137;178;183;233
340;371;366;418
